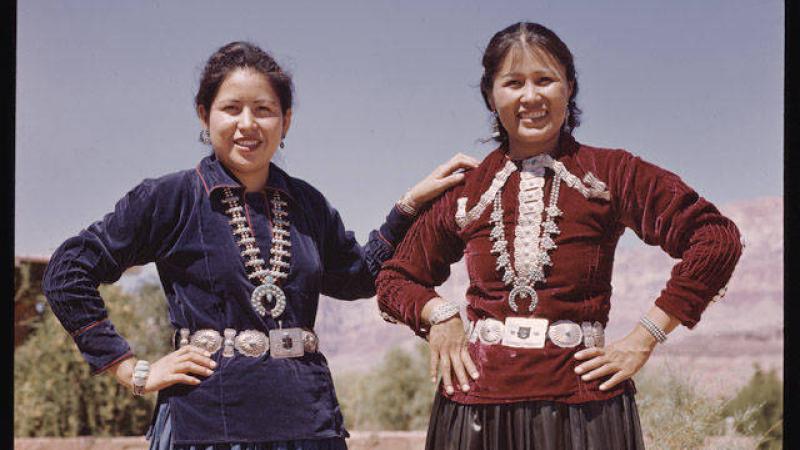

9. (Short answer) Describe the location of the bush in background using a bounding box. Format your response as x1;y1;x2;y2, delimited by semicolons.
634;366;728;449
14;283;172;437
721;364;783;449
335;343;434;430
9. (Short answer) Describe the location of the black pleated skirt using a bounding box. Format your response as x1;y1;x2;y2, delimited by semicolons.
425;391;645;450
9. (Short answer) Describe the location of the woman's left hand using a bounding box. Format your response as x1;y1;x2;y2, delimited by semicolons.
401;153;479;210
573;330;657;391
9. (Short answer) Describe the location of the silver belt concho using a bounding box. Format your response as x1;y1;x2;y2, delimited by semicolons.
469;319;604;349
179;328;318;358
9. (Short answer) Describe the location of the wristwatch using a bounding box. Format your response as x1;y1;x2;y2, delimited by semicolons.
428;302;460;325
132;360;150;396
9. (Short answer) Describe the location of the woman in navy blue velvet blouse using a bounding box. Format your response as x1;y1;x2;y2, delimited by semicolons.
42;41;477;449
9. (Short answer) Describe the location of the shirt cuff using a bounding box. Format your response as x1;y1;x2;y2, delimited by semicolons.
379;281;440;337
71;319;133;374
654;275;717;329
378;205;416;248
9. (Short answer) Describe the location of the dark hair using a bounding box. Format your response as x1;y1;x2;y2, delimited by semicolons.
479;22;582;143
195;41;294;121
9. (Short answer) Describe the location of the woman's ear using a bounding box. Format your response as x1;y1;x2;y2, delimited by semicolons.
196;105;209;129
282;108;293;139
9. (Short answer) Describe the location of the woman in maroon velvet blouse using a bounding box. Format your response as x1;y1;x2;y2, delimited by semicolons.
376;22;742;449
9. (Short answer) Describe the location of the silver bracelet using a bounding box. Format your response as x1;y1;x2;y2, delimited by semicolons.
396;193;418;216
429;302;460;325
639;316;668;344
132;360;150;396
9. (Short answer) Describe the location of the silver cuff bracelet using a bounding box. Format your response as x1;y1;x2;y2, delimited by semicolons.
639;316;667;344
132;360;150;396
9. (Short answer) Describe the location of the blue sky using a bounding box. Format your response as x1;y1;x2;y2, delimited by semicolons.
16;0;783;255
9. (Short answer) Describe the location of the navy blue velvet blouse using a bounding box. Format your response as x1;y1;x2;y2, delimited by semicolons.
42;155;414;444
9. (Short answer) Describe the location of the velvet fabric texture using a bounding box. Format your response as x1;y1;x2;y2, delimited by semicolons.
147;400;348;450
376;134;743;405
425;390;645;450
43;154;414;444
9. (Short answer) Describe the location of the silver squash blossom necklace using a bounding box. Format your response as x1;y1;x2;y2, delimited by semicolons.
221;187;291;319
488;156;563;313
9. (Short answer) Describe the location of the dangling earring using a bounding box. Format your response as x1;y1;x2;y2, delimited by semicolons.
279;137;285;149
491;112;501;139
199;129;211;145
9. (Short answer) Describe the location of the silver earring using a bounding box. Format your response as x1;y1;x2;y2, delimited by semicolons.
199;129;211;145
491;112;501;139
279;138;285;149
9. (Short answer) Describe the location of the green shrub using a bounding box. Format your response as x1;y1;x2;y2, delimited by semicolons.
721;365;783;450
14;283;173;437
335;343;435;430
634;365;727;449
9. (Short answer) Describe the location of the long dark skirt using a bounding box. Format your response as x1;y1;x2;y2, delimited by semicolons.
146;400;348;450
426;391;645;450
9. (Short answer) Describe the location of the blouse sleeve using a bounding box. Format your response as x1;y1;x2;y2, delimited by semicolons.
375;186;466;337
319;201;415;300
42;179;180;374
605;150;743;328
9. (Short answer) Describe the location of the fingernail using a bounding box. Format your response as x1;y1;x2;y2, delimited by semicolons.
210;361;217;368
574;367;582;374
446;386;454;394
431;377;437;383
462;384;470;392
581;375;589;381
471;372;479;379
599;385;607;391
205;351;211;357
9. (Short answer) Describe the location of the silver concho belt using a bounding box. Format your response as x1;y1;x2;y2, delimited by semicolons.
175;328;319;358
467;318;604;349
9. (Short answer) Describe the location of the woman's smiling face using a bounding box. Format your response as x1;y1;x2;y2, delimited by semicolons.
199;67;291;188
490;44;572;158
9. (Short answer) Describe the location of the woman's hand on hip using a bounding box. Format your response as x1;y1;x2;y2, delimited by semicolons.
143;345;218;393
573;329;657;391
428;316;479;395
402;153;479;210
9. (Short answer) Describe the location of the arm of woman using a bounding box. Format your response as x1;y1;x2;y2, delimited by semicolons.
573;150;743;390
376;180;478;396
42;177;216;393
320;153;477;299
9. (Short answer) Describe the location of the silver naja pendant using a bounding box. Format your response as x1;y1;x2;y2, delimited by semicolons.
508;285;538;312
250;281;287;318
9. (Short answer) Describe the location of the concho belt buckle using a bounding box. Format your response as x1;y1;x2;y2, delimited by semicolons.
548;320;583;348
235;330;269;358
502;317;548;349
478;318;504;345
269;328;305;358
189;329;223;354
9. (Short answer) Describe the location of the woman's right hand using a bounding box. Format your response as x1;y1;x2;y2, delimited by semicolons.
144;346;217;393
112;346;217;394
424;303;479;395
400;153;479;212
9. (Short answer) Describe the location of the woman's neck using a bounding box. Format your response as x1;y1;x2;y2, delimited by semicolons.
235;166;270;193
507;134;560;161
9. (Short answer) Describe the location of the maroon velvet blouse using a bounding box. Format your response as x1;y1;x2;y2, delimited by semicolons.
375;135;743;405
